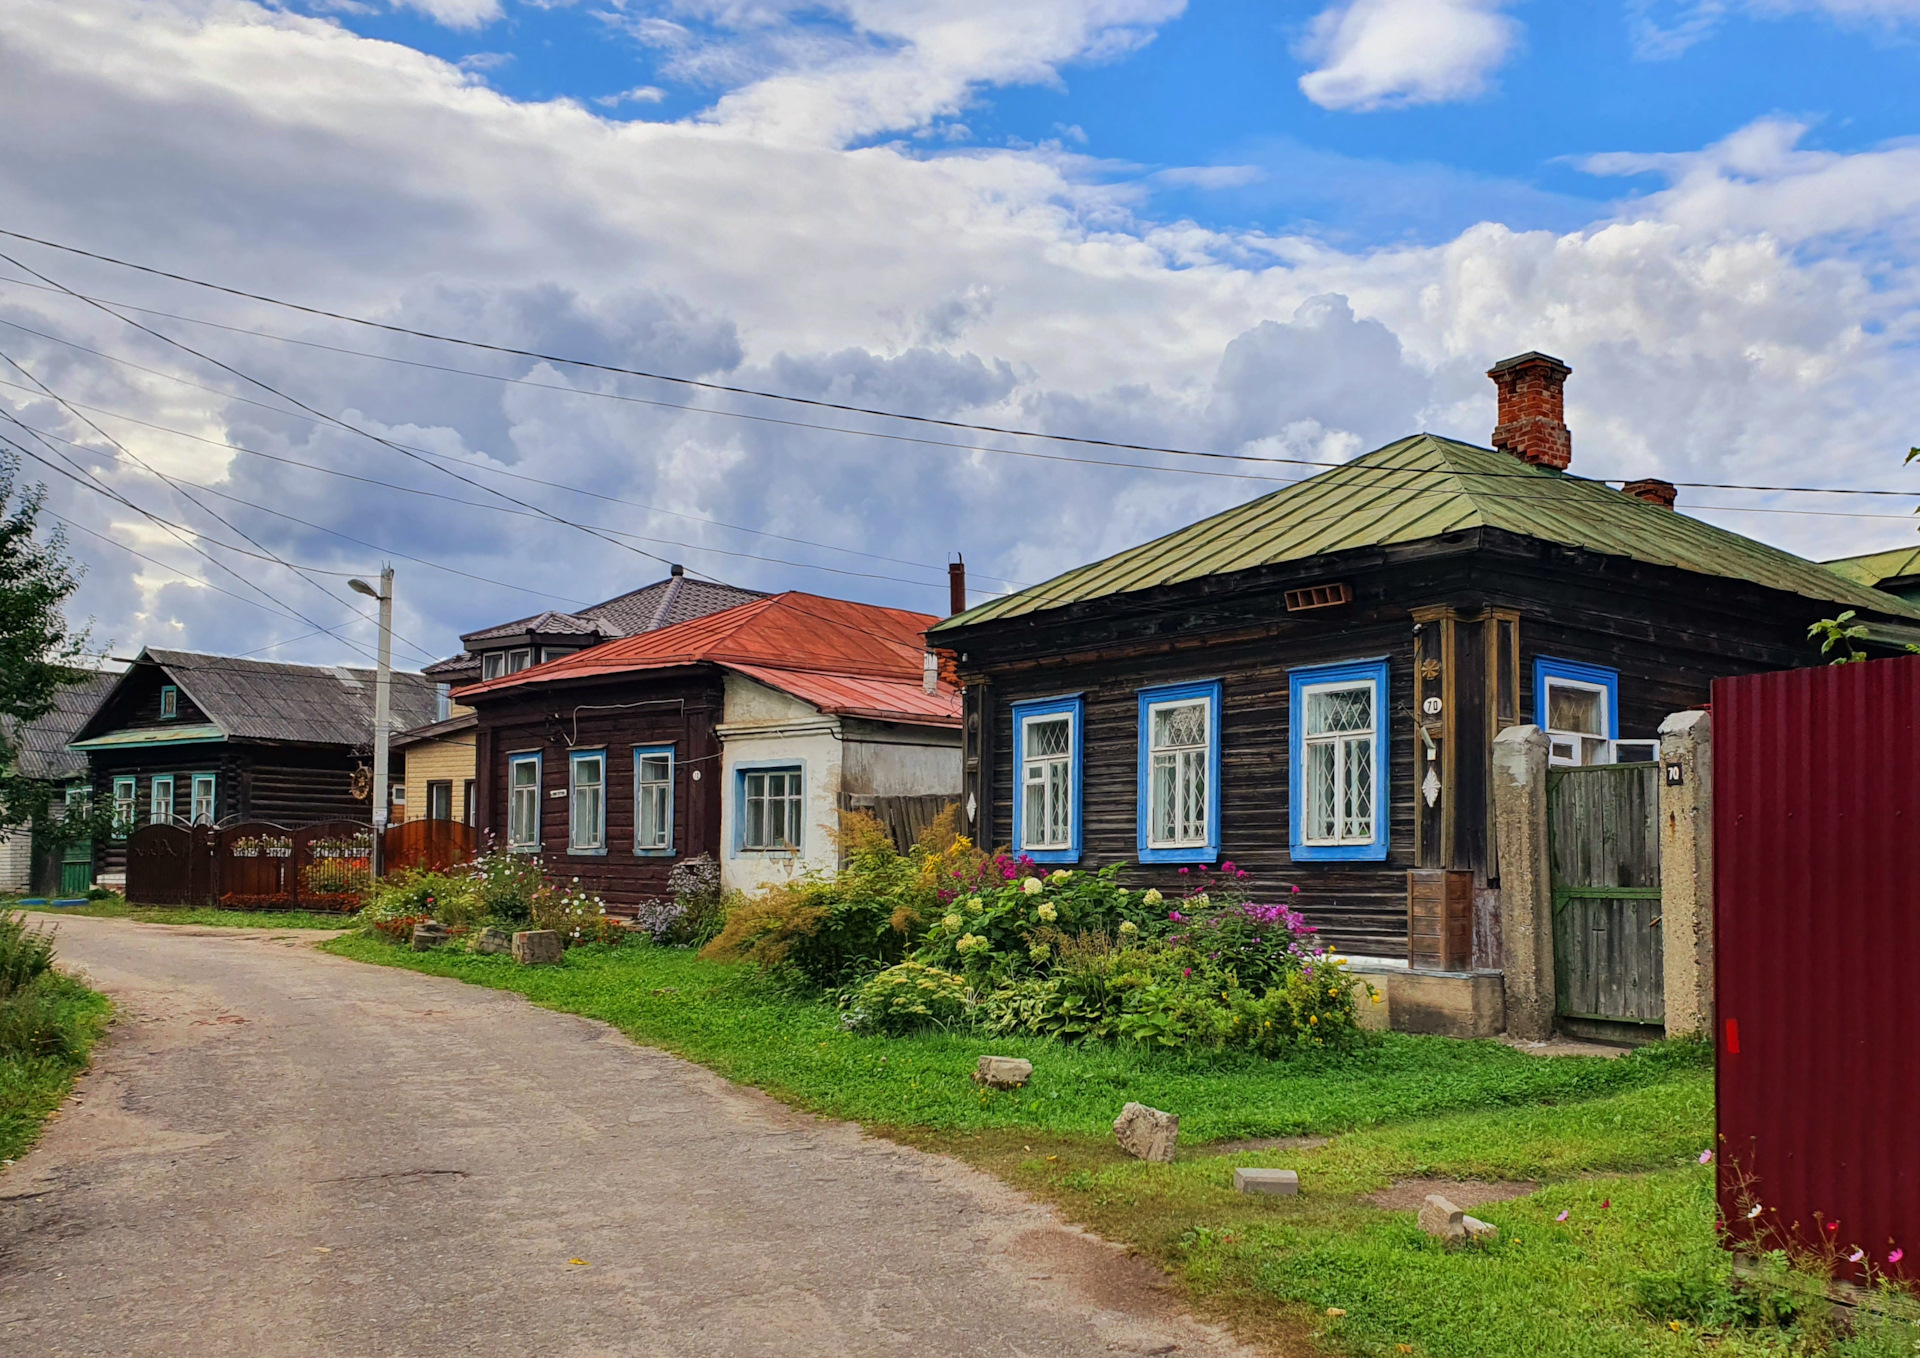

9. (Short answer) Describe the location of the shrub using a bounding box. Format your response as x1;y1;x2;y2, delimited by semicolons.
665;854;728;945
468;850;546;924
368;912;430;944
530;879;625;948
914;861;1150;983
303;857;370;901
0;911;56;1000
846;961;971;1034
361;866;485;930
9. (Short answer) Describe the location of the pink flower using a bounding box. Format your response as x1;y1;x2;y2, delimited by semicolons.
1600;1199;1610;1210
1221;861;1236;872
1290;885;1300;894
1181;967;1191;978
1168;910;1184;922
1178;867;1189;875
1555;1211;1569;1222
1890;1249;1905;1265
1850;1249;1866;1263
1699;1150;1713;1165
1827;1221;1839;1232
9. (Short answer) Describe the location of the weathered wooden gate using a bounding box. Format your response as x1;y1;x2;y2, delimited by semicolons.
1546;762;1664;1038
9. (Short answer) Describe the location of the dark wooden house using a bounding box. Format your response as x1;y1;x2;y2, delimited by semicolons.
929;353;1920;962
455;592;961;911
72;649;438;884
0;671;118;896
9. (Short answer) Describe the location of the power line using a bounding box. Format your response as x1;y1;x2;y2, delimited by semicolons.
1;226;1916;500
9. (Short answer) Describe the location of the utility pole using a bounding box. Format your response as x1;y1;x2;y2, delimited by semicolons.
350;566;395;873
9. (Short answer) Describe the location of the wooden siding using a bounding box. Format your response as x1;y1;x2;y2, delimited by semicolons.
401;732;477;824
470;671;725;911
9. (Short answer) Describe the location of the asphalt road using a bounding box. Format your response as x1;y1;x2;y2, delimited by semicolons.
0;917;1252;1357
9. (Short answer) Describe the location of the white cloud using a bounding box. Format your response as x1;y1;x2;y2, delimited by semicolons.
391;0;503;30
595;84;668;107
1296;0;1519;111
1;1;1918;664
1632;0;1920;58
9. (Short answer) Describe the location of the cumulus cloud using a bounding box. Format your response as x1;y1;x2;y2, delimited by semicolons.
1;0;1918;666
1296;0;1519;111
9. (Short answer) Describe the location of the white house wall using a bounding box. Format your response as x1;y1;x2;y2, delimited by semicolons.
716;674;843;897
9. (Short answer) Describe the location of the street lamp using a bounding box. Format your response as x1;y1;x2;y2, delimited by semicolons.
349;568;395;851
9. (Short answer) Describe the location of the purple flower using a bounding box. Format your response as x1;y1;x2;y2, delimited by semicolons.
1699;1150;1713;1165
1555;1211;1569;1222
1221;861;1236;872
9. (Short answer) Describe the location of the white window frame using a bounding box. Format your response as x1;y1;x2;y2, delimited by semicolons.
112;776;137;836
507;753;541;852
1296;676;1381;850
739;765;804;852
634;746;674;855
190;773;217;827
426;780;453;822
149;774;175;826
1019;712;1075;853
506;647;534;674
1543;676;1613;768
481;652;505;681
569;750;606;853
1145;697;1210;851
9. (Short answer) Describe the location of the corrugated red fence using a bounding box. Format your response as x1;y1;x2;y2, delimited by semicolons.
1714;654;1920;1282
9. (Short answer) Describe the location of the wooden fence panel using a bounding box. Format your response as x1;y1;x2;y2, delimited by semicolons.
215;823;296;907
841;795;958;854
126;824;194;905
1547;763;1664;1034
382;819;478;873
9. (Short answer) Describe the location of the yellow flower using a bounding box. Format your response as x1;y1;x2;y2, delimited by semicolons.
1048;869;1072;883
1037;903;1057;922
1309;1014;1318;1024
1021;877;1043;896
1143;888;1163;906
1119;920;1138;935
942;913;963;930
965;895;982;911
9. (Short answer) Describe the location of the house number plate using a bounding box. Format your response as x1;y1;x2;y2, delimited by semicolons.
1421;697;1443;716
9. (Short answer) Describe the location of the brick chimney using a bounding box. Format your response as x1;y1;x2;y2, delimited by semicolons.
1622;478;1677;509
948;556;967;616
1487;351;1572;470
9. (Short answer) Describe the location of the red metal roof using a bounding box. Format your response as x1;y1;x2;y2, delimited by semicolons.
453;591;956;725
726;663;960;726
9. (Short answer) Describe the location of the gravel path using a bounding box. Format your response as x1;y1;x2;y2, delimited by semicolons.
0;917;1253;1357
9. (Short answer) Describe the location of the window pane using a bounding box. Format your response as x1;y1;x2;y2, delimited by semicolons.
1305;742;1336;840
1151;753;1175;842
1151;701;1206;751
1306;685;1372;735
1023;765;1046;845
1343;735;1374;840
1047;760;1069;845
1027;717;1069;758
512;759;537;789
1182;749;1205;841
1547;683;1604;736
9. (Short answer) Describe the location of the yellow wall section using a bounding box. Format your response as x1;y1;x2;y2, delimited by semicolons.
401;732;477;823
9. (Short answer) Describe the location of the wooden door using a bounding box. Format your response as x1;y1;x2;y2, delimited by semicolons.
1547;763;1664;1036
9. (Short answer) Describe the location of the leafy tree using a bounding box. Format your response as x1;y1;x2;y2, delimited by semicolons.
1809;445;1920;664
0;452;107;854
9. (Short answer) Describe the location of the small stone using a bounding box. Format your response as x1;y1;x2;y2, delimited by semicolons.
472;927;513;955
512;930;564;965
1113;1102;1179;1162
1233;1167;1299;1196
1461;1215;1500;1242
1418;1193;1466;1240
973;1056;1033;1089
410;922;449;952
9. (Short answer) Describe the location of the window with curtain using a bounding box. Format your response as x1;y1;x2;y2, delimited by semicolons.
741;767;802;850
112;777;136;836
149;775;174;826
1300;681;1376;845
1021;714;1073;850
190;774;216;826
635;748;673;853
507;754;540;850
1145;696;1210;850
570;751;605;852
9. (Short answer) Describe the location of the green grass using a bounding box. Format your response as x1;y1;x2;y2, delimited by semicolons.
324;933;1901;1358
0;971;110;1162
17;899;351;929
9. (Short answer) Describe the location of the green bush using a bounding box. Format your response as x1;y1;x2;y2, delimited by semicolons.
0;911;55;1000
847;961;971;1034
0;975;85;1060
360;866;484;930
664;854;729;946
469;850;546;924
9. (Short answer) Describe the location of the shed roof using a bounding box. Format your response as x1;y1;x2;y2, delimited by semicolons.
1826;544;1920;589
456;592;959;726
4;672;117;781
72;649;440;749
931;434;1920;631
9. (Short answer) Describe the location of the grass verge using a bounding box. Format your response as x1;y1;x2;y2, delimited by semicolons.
0;969;110;1162
324;933;1894;1358
17;899;351;929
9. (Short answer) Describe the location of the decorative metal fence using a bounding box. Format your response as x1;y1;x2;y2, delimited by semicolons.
125;818;477;911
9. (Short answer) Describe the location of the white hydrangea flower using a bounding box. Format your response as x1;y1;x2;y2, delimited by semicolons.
1021;877;1043;896
1143;888;1163;906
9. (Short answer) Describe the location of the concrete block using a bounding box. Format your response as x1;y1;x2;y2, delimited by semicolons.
972;1056;1033;1089
512;930;564;965
1113;1102;1178;1162
1461;1215;1499;1241
1232;1168;1299;1196
1418;1193;1465;1239
410;922;449;952
472;927;513;955
1493;724;1555;1040
1388;969;1506;1039
1659;709;1714;1039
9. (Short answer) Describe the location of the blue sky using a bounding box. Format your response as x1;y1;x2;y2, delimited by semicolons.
2;0;1918;662
315;1;1920;243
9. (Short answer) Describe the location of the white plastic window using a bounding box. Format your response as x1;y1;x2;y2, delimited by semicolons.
636;752;672;852
507;756;540;850
190;774;216;826
1300;680;1377;846
1146;698;1209;848
1020;715;1073;850
742;768;802;850
149;775;174;826
570;753;605;851
1545;678;1611;767
112;777;136;835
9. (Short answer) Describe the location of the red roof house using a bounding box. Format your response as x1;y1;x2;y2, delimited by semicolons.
456;592;961;907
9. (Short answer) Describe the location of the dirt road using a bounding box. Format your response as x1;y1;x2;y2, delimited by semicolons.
0;917;1250;1357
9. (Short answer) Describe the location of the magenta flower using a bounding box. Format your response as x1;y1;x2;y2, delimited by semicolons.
1221;861;1236;872
1600;1199;1610;1210
1181;967;1191;978
1290;884;1300;894
1168;910;1184;922
1827;1221;1839;1232
1178;867;1189;875
1890;1248;1905;1265
1555;1211;1569;1222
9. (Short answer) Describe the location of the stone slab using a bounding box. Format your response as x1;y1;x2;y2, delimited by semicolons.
512;930;563;965
972;1056;1033;1089
1231;1168;1299;1197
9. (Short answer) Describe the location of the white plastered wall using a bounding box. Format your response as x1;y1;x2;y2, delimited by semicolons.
716;674;843;896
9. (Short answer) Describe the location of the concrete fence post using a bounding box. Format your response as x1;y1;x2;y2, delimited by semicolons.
1658;709;1714;1039
1493;724;1555;1040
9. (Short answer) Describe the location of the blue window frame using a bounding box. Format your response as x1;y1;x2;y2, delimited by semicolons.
1533;657;1620;767
568;749;607;854
1289;658;1390;862
507;752;542;852
734;759;804;854
1136;679;1222;864
634;745;675;856
1011;694;1083;864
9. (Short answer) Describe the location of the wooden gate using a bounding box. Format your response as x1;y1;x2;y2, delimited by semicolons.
382;818;478;873
126;823;197;905
1547;762;1664;1038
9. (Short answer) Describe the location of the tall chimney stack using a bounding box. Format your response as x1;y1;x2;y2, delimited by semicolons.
1487;351;1572;470
949;557;967;616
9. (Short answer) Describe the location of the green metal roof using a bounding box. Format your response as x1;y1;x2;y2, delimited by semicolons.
70;722;227;751
1825;544;1920;588
933;434;1920;632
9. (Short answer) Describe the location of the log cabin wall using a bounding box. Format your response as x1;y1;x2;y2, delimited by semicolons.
470;670;725;912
